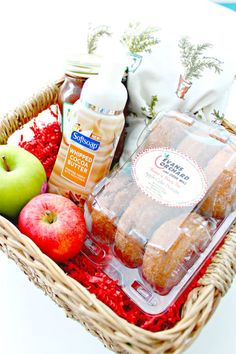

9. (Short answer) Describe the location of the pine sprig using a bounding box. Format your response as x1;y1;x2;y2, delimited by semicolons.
87;24;112;54
211;109;224;124
141;95;158;122
201;57;223;75
179;37;223;81
121;22;160;54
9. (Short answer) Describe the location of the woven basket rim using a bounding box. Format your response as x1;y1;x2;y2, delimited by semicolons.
0;79;236;354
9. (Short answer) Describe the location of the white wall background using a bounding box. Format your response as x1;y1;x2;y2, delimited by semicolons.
1;1;236;354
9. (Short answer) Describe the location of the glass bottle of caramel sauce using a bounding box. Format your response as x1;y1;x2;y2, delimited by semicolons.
58;54;102;139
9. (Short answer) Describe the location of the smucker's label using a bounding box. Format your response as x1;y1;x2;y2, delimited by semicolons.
132;148;207;207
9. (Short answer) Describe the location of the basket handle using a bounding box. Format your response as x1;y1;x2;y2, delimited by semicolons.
0;79;64;144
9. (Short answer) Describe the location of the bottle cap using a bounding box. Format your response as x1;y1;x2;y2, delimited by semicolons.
80;52;128;113
98;53;127;84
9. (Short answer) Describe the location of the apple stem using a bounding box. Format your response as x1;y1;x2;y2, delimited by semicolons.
1;155;10;172
45;210;56;224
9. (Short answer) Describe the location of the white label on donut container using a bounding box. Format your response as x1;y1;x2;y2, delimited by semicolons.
132;148;207;208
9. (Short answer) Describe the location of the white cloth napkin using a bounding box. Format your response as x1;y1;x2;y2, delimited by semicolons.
120;0;236;164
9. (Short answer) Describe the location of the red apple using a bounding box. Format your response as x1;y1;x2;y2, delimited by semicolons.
18;193;86;262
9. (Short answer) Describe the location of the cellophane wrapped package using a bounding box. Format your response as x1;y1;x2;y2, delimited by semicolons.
84;111;236;315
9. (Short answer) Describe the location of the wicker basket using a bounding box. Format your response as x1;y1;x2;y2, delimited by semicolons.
1;81;236;354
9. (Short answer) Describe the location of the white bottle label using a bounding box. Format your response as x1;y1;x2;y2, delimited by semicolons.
132;148;207;208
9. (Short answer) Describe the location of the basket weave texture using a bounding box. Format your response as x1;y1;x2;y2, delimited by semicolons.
1;81;236;354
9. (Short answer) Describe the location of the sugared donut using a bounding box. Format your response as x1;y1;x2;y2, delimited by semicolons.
90;173;138;243
200;170;236;219
144;116;187;149
142;213;211;294
114;230;145;268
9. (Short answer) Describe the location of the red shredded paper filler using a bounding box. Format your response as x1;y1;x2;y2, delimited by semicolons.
19;115;62;178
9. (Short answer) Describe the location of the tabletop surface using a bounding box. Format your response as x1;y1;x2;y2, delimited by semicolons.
0;1;236;353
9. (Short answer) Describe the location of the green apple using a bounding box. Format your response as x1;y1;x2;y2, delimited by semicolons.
0;145;46;218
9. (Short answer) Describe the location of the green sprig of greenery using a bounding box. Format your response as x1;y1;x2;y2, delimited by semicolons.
211;109;225;124
87;24;112;54
179;37;223;82
141;95;158;123
121;22;160;54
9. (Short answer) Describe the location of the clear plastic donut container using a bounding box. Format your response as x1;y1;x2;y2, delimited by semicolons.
84;111;236;315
